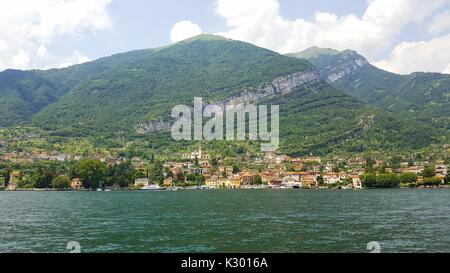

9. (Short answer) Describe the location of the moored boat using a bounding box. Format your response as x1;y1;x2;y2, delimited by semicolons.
140;184;166;191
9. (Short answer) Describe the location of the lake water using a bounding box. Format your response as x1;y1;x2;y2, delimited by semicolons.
0;189;449;253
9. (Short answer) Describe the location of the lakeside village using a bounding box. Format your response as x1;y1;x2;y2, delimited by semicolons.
1;142;449;191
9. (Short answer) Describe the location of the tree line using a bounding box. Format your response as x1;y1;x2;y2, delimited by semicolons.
0;159;141;190
362;165;447;188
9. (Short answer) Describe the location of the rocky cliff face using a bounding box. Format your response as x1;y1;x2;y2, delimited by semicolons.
135;119;173;134
318;51;369;83
214;71;319;106
135;70;319;134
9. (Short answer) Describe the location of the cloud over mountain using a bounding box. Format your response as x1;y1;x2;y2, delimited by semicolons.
0;0;112;71
211;0;450;73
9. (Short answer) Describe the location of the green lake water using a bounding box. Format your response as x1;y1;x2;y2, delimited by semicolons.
0;189;449;253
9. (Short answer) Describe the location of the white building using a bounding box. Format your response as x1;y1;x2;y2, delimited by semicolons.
352;176;362;189
134;178;149;187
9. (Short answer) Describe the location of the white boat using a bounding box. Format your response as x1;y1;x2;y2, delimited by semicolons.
140;184;166;191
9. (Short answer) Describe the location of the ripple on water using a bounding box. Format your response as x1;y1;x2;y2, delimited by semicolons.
0;189;450;253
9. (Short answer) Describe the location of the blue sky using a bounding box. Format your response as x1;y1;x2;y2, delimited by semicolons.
1;0;450;74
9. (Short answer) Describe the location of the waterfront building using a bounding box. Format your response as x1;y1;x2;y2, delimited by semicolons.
240;173;254;187
261;172;281;187
71;178;83;190
7;171;20;190
301;175;318;188
436;165;448;176
352;176;362;189
408;166;425;174
163;177;173;188
134;178;149;188
230;177;241;189
206;176;220;188
323;173;341;184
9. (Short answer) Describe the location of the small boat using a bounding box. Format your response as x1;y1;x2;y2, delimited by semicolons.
96;188;103;192
140;184;166;191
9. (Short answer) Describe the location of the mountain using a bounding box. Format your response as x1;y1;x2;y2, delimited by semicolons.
32;35;315;135
0;59;115;127
287;46;339;60
288;47;450;131
0;35;444;156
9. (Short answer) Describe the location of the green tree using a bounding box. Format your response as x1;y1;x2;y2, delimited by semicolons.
332;166;340;173
1;169;10;187
317;176;325;186
365;157;375;173
17;174;34;189
107;160;134;188
52;175;71;190
362;173;377;188
252;175;263;185
400;173;418;184
134;171;146;179
194;156;199;167
186;173;197;182
76;159;107;189
211;158;218;168
236;147;246;155
195;174;206;186
232;164;240;174
422;165;436;178
390;156;402;168
165;167;174;178
377;173;400;188
379;164;388;174
148;160;164;185
423;177;441;188
34;166;55;189
5;171;10;187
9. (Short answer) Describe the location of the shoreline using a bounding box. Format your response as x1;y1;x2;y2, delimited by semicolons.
1;187;449;192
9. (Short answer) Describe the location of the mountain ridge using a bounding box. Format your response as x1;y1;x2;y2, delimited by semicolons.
0;35;446;156
288;46;450;132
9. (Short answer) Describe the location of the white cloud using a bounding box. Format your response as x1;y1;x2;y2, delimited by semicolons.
170;20;203;43
213;0;449;60
444;64;450;74
37;45;48;57
57;50;91;68
428;10;450;36
0;40;8;51
0;0;112;71
11;51;30;69
374;34;450;74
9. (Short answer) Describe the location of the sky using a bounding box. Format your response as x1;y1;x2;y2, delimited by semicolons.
1;0;450;74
